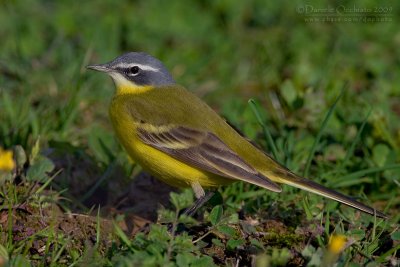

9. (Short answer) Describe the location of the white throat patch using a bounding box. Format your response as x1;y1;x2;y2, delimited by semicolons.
109;72;135;88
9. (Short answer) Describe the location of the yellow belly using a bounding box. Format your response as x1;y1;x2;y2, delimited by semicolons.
129;139;233;188
109;97;233;188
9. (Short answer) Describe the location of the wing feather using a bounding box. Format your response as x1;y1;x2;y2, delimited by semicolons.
137;125;281;192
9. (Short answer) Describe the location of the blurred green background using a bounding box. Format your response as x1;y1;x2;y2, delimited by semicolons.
1;0;399;208
1;0;400;265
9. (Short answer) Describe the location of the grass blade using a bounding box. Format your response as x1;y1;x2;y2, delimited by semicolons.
79;162;115;203
248;99;279;161
341;107;372;170
338;164;400;182
303;85;346;177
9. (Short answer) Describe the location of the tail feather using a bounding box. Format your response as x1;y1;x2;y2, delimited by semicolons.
267;168;387;219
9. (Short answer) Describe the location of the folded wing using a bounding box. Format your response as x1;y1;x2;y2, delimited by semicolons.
137;125;282;192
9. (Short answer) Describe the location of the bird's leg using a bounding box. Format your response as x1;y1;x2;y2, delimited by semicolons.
167;182;214;234
180;182;215;217
181;191;215;217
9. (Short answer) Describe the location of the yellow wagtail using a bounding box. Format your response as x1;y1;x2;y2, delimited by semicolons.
87;52;386;219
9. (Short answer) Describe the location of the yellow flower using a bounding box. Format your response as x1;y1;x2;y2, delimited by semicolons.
328;234;347;254
0;148;15;172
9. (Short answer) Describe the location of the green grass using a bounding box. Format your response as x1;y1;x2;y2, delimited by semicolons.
1;0;399;266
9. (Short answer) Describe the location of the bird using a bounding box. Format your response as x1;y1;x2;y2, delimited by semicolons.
87;52;387;219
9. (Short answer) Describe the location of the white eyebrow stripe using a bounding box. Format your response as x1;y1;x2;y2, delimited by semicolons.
114;63;159;72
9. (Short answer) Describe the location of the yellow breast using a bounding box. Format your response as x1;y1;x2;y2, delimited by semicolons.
108;85;233;188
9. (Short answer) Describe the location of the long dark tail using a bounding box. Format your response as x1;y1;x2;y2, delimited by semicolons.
267;167;387;219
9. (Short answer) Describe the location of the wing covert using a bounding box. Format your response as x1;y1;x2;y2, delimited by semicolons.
137;125;281;192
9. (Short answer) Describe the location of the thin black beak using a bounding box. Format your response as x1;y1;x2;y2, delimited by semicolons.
86;64;112;72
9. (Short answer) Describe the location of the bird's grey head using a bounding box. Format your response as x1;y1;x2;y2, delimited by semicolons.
87;52;175;87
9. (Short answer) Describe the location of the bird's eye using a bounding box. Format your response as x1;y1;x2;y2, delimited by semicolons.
129;66;140;75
